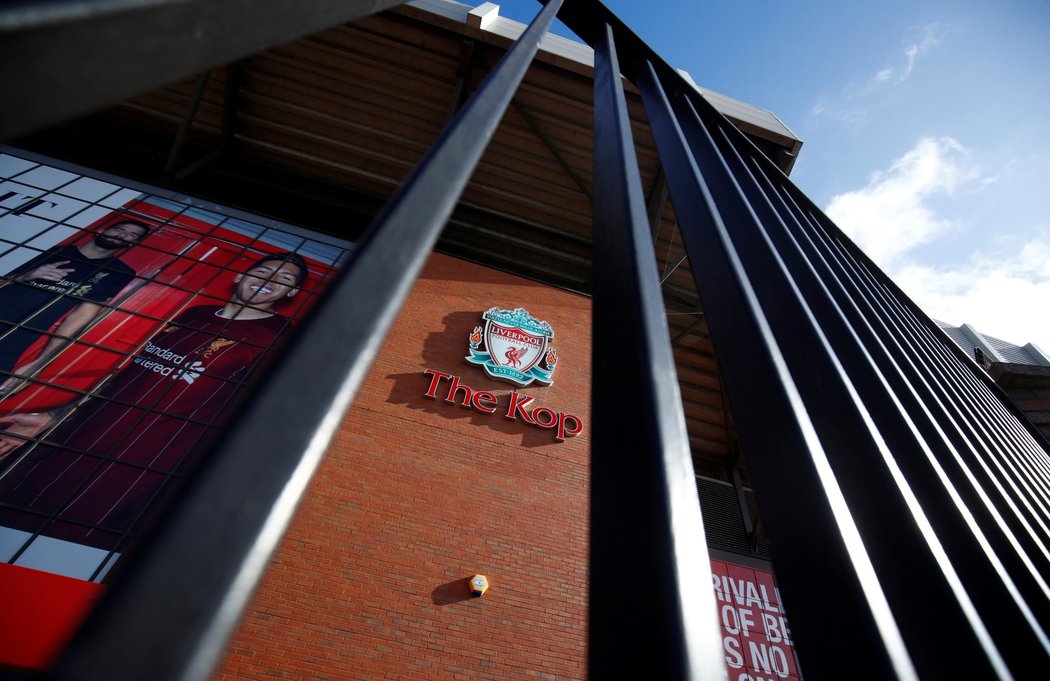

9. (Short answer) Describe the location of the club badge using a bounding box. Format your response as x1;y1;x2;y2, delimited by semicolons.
466;307;557;386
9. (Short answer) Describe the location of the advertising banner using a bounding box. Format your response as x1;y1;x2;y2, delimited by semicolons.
712;559;803;681
0;152;350;582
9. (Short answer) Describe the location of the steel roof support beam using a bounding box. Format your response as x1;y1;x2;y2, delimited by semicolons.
168;62;243;183
514;100;593;202
163;70;212;178
647;168;668;237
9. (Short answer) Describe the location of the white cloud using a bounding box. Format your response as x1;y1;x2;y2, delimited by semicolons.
894;246;1050;347
861;23;942;89
826;137;977;267
825;138;1050;348
813;24;944;126
897;24;941;83
808;97;868;132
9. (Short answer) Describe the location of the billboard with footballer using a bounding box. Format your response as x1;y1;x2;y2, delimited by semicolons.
0;152;350;583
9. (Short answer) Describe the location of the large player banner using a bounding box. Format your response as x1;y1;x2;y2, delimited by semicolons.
0;152;350;582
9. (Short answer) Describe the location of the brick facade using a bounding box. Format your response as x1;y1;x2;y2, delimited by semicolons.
216;253;592;680
990;362;1050;442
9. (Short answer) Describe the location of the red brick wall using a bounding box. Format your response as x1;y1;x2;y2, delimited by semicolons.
1002;390;1050;441
215;253;592;681
990;363;1050;443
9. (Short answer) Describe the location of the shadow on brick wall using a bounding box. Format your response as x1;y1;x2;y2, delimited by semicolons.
431;577;477;606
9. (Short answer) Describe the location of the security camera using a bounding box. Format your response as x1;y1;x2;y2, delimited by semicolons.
469;574;489;597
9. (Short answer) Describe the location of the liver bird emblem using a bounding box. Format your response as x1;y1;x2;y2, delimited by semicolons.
505;345;528;368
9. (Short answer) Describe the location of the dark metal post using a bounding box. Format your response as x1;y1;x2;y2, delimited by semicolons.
51;2;565;679
633;58;918;679
589;23;725;680
0;0;409;140
674;93;1050;674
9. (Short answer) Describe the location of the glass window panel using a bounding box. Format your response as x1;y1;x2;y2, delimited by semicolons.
0;154;37;179
99;188;143;209
13;532;118;581
14;166;78;191
59;177;122;203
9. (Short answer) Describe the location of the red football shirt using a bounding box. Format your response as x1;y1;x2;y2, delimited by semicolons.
0;306;291;550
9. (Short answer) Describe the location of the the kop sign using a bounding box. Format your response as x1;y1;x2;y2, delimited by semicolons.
423;307;582;441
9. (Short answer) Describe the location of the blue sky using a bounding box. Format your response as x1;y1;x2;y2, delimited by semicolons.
484;0;1050;350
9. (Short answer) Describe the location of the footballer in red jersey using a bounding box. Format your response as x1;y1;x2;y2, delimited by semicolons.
0;252;307;551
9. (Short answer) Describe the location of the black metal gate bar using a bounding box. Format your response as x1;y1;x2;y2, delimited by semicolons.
679;50;1050;571
798;209;1050;573
51;2;565;679
688;98;1050;671
819;222;1047;458
660;63;1046;677
711;129;1050;659
768;169;1050;561
793;190;1050;518
777;175;1050;607
926;348;1050;482
714;115;1050;557
589;24;725;680
763;166;1050;568
783;174;1050;456
911;338;1050;516
801;207;1050;515
4;0;1047;677
809;236;1050;655
632;57;916;679
862;275;1048;461
0;0;411;141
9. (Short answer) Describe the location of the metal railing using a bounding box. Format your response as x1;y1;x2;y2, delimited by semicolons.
576;4;1050;678
4;0;1048;678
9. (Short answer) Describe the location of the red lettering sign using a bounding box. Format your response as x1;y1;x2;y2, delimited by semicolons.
505;391;536;424
421;370;583;441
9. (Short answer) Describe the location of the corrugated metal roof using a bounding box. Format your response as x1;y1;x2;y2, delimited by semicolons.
937;321;1050;367
680;73;799;146
938;323;974;357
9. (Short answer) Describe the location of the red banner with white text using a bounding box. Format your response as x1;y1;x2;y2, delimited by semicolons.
712;559;803;681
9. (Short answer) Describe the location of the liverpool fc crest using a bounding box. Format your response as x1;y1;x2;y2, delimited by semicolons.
466;307;557;386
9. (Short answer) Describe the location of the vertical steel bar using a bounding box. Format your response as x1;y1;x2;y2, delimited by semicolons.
782;190;1050;582
759;156;1050;577
682;107;1050;669
634;58;918;679
788;182;1050;536
589;23;724;680
791;192;1050;526
774;164;1050;455
549;1;1050;675
51;2;565;679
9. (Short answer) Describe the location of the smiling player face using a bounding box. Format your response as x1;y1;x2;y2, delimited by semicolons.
232;261;301;309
